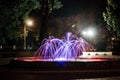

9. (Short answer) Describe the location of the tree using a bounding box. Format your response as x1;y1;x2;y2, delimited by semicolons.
103;0;120;37
0;0;40;45
103;0;120;54
39;0;63;43
0;0;62;46
0;0;14;44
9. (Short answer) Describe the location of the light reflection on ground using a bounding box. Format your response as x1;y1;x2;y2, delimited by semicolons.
14;57;115;62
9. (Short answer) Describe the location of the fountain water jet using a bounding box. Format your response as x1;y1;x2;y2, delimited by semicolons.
34;32;94;60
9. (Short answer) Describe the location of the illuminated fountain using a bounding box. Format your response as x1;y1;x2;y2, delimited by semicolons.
13;32;103;62
13;32;116;62
34;32;94;60
11;32;118;69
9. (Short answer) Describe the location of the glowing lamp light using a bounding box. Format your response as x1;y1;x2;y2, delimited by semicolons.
87;30;94;37
82;27;97;38
82;31;87;35
25;19;33;27
72;24;76;28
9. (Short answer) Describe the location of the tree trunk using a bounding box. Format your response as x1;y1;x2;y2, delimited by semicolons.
39;0;49;44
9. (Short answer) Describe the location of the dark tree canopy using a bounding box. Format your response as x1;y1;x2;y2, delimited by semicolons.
0;0;62;45
0;0;40;44
103;0;120;37
38;0;63;43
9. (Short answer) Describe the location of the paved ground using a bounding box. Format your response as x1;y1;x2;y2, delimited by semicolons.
0;67;120;80
0;58;120;80
75;77;120;80
0;51;120;80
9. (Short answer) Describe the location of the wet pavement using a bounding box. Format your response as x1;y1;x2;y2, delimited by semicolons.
0;68;120;80
0;56;120;80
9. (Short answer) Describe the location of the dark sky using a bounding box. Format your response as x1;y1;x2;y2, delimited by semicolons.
54;0;107;16
31;0;108;35
50;0;108;36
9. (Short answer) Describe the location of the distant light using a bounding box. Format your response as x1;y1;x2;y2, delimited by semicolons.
25;19;34;27
87;30;94;37
72;24;76;28
26;20;33;26
82;31;87;35
111;37;115;41
0;45;2;49
27;21;32;25
81;27;97;39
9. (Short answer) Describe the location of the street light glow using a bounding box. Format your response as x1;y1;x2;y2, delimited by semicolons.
81;27;97;39
26;20;33;26
72;24;76;28
82;31;87;35
87;30;94;37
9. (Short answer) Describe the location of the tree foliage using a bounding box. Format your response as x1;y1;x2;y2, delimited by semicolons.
103;0;120;37
13;0;41;23
0;0;13;44
0;0;62;45
47;0;63;14
39;0;63;43
0;0;40;44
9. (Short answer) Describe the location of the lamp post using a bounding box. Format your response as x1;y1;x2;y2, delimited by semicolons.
24;19;33;50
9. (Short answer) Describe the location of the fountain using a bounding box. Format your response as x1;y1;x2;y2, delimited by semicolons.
10;32;117;68
34;32;94;60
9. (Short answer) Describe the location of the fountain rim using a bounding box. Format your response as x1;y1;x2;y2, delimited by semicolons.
13;56;116;62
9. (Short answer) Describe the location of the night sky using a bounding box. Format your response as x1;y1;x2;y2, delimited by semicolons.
48;0;108;37
54;0;107;16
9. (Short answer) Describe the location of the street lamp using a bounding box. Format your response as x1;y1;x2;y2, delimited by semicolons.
24;19;33;50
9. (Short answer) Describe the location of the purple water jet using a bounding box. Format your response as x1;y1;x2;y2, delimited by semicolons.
34;32;94;60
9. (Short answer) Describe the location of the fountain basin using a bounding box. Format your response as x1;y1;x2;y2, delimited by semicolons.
10;56;118;69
